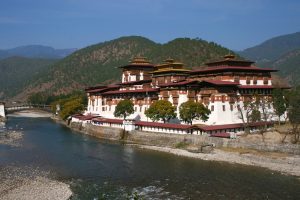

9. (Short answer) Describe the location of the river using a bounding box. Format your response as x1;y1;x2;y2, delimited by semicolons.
1;117;300;199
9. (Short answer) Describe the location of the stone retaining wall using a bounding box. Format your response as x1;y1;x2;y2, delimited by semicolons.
70;122;300;155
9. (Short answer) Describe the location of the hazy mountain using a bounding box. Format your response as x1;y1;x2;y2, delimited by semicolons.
0;45;76;59
239;32;300;62
12;36;237;101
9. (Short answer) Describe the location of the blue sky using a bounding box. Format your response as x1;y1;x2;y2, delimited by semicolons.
0;0;300;50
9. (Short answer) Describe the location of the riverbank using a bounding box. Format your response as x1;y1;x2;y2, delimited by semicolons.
133;145;300;177
0;166;72;200
0;130;23;147
69;121;300;178
1;112;73;199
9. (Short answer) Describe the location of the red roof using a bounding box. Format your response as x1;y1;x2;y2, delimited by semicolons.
199;121;273;131
92;118;123;124
238;85;274;89
86;85;120;93
72;114;98;121
103;88;159;95
190;66;277;74
136;121;193;130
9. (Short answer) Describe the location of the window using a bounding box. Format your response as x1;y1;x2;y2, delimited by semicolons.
246;76;251;85
253;77;257;84
230;104;233;111
211;105;214;111
234;76;240;83
140;106;142;112
263;77;268;85
222;95;226;103
223;105;226;111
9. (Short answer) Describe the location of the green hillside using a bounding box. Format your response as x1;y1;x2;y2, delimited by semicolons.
258;49;300;85
0;57;57;99
21;36;236;99
239;32;300;62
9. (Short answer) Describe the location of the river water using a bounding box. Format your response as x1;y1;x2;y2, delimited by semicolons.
1;117;300;199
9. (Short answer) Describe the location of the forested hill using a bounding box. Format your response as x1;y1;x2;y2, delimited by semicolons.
0;57;57;99
239;32;300;62
258;49;300;85
237;32;300;86
16;36;236;100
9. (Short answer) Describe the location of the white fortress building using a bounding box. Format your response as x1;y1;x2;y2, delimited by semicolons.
78;55;283;136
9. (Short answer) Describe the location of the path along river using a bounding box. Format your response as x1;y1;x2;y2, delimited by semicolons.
1;116;300;199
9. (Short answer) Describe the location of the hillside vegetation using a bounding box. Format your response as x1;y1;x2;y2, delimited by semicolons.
239;32;300;62
258;49;300;85
17;36;236;100
239;32;300;86
0;57;57;100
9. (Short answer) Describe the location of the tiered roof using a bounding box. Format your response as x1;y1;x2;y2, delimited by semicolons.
119;56;155;69
190;55;277;74
151;58;190;75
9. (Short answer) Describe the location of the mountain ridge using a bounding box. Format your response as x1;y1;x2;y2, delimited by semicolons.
239;32;300;62
0;45;77;59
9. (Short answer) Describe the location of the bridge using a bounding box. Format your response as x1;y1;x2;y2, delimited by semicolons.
5;104;52;114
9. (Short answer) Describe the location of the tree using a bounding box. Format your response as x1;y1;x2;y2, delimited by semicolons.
287;88;300;143
249;108;261;123
272;88;287;125
145;100;176;123
114;99;134;120
179;101;211;125
237;98;253;134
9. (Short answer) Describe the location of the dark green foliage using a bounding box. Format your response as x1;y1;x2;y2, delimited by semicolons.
0;56;57;99
145;100;176;123
249;109;261;123
179;100;211;125
19;36;237;98
28;91;87;120
114;99;134;120
287;87;300;143
51;92;87;120
272;88;287;124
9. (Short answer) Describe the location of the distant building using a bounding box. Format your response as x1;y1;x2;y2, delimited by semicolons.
80;55;282;135
0;102;5;120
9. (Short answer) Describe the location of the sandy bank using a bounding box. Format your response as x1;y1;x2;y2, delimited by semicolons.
0;131;23;147
8;110;52;118
0;166;72;200
134;145;300;177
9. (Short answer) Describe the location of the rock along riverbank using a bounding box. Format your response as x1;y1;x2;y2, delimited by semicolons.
0;166;72;200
